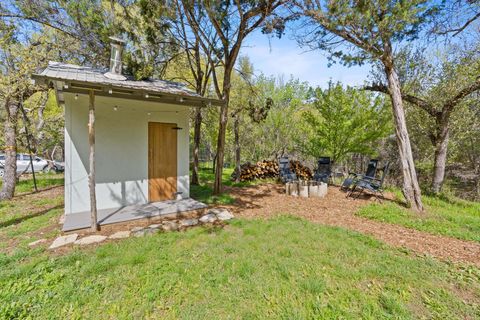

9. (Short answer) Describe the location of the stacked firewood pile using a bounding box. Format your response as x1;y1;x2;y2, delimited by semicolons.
231;160;279;181
231;159;314;182
290;160;313;180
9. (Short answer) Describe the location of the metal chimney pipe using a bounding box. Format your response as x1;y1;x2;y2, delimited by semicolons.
104;36;126;81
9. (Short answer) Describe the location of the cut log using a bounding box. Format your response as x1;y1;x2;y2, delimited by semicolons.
230;159;280;182
290;160;313;180
231;159;316;182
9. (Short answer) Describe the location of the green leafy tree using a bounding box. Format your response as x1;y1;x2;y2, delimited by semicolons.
20;90;64;161
294;0;441;210
301;82;391;164
179;0;287;194
0;0;176;199
367;44;480;193
230;56;255;181
162;12;219;185
240;76;310;161
451;97;480;200
0;28;55;199
1;0;175;77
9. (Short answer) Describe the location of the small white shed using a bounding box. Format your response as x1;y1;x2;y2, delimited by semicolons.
32;39;222;231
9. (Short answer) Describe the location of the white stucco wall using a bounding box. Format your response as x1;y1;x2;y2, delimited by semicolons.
64;92;190;215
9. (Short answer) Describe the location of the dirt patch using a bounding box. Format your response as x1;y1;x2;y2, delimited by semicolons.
224;183;480;267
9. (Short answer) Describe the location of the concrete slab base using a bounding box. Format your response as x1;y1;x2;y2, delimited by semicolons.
63;198;207;232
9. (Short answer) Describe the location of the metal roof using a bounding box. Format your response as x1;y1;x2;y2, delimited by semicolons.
32;61;223;107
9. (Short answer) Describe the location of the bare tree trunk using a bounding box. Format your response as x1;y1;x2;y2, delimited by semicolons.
0;98;19;200
233;113;241;183
20;104;38;192
191;107;202;185
213;85;230;195
473;163;480;201
366;74;480;195
212;152;217;174
34;91;48;144
432;117;449;194
384;62;424;211
88;91;98;231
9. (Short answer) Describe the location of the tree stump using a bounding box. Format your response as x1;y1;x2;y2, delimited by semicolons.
285;182;299;196
285;181;327;198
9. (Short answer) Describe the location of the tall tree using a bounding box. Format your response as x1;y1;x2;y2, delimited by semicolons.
179;0;286;194
1;0;176;76
0;0;110;200
167;1;219;185
230;56;255;181
294;0;439;211
0;26;52;199
0;0;175;200
367;46;480;193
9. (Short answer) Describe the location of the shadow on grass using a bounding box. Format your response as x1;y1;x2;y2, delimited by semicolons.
192;167;279;207
421;189;478;208
0;204;63;229
190;184;235;205
0;176;64;198
225;183;282;211
15;176;64;193
342;187;408;208
15;185;64;198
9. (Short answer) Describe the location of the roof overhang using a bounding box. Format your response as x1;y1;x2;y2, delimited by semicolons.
32;74;224;108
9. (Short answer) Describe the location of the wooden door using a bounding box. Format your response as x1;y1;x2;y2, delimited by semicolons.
148;122;177;201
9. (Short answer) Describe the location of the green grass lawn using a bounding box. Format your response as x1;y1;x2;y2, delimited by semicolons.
0;173;64;194
190;167;275;205
1;216;479;319
0;175;64;252
1;173;480;318
356;192;480;243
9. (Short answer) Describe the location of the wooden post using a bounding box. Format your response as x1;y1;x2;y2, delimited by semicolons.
88;90;98;231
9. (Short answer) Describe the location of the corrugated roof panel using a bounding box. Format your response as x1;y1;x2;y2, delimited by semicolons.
31;61;225;105
32;62;227;105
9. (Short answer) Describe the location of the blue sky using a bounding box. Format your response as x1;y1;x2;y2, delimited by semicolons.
241;30;373;89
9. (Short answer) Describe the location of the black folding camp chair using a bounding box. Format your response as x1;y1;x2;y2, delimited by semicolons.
341;159;379;191
313;157;332;184
348;162;390;201
278;157;297;183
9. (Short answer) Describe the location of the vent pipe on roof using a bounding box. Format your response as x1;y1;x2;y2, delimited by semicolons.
104;36;126;81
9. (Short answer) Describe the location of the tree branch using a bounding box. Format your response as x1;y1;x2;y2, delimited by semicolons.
438;12;480;37
299;5;383;57
0;13;80;40
364;83;438;117
442;77;480;113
